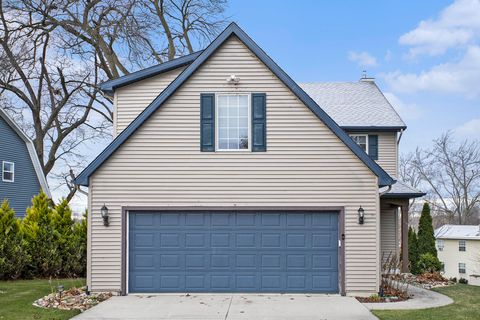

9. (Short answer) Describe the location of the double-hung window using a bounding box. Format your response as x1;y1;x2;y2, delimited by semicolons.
459;240;466;252
216;94;250;151
459;263;466;274
437;239;444;251
2;161;14;182
350;134;368;153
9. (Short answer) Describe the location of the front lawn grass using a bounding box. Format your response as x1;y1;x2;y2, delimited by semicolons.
373;284;480;320
0;278;85;320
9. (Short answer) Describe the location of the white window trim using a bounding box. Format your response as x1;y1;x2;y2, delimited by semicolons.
459;240;466;251
349;134;369;154
215;93;251;152
2;161;14;182
459;262;466;274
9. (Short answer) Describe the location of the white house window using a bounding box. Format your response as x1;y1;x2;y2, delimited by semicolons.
216;94;249;151
2;161;14;182
459;240;466;252
440;262;445;273
437;239;444;251
350;134;368;153
459;262;466;274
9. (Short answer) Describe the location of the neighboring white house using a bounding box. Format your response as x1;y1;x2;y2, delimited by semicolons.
435;225;480;284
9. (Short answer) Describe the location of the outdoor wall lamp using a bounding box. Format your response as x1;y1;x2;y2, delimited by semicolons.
358;206;365;225
101;204;109;226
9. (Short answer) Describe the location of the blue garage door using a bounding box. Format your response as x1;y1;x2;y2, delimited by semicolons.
128;211;338;293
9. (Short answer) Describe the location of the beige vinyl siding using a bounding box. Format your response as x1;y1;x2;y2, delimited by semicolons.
376;132;397;177
114;66;186;134
89;36;380;295
380;201;398;260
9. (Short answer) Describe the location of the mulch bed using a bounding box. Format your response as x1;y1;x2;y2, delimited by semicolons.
356;295;407;303
33;287;112;311
394;272;453;289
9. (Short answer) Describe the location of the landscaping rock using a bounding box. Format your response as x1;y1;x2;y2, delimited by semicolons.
395;272;453;289
33;286;112;312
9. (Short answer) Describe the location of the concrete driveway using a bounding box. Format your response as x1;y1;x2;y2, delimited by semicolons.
72;294;377;320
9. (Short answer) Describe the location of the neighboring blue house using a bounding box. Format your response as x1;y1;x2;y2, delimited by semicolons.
0;107;50;217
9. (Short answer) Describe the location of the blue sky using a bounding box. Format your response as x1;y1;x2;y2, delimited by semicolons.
226;0;480;152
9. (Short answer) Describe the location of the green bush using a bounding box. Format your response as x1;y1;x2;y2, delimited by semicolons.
0;200;30;279
459;278;468;284
417;253;442;273
408;227;420;274
417;203;437;258
22;192;63;277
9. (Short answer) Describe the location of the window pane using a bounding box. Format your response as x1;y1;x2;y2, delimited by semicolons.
218;128;228;140
239;116;248;128
218;139;228;149
218;96;228;107
4;162;12;172
228;139;238;149
218;106;228;118
218;117;228;127
3;172;13;181
239;95;248;107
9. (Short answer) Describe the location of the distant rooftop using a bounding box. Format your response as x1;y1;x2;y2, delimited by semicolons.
299;81;406;129
435;225;480;240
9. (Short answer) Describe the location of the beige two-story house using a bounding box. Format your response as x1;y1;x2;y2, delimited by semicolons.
436;225;480;284
76;23;424;296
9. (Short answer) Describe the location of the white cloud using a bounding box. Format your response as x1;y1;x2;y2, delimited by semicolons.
384;50;392;62
383;92;424;121
399;0;480;57
383;45;480;97
455;118;480;138
348;51;378;67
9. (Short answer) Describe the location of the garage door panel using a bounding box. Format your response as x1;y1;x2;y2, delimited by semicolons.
129;211;338;293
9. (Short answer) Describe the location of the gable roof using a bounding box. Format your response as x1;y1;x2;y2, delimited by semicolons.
435;225;480;240
300;82;406;130
75;22;395;187
100;51;203;94
0;108;51;197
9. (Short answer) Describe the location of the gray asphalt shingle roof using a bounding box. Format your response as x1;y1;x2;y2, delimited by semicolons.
299;81;406;128
380;179;425;198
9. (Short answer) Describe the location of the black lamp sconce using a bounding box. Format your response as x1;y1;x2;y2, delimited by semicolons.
358;206;365;225
101;204;109;226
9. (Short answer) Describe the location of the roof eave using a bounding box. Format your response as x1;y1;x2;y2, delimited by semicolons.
381;192;426;199
342;126;407;132
99;51;203;94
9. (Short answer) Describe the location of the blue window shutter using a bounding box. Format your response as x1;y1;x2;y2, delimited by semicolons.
200;93;215;152
252;93;266;152
368;135;378;160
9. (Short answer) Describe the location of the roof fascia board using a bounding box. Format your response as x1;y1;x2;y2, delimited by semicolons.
0;109;51;197
99;51;203;94
381;192;426;198
75;22;395;187
342;126;407;132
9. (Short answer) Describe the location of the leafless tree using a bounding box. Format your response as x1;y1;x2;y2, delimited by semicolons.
399;152;424;213
403;132;480;225
0;0;227;203
0;4;111;202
